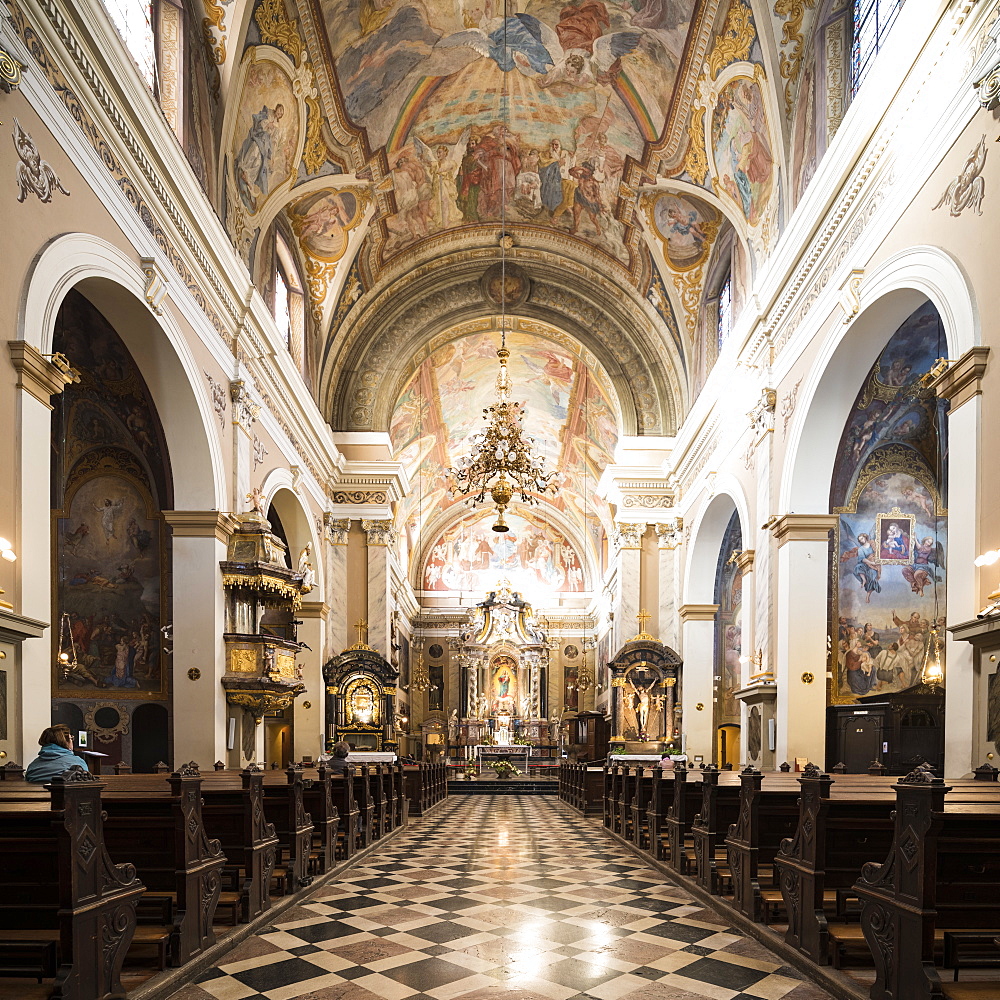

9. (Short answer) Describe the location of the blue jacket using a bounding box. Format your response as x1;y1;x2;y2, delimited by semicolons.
24;743;90;783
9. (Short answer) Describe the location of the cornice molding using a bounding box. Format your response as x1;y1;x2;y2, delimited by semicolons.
679;603;719;622
299;601;330;619
931;346;990;409
8;341;77;406
770;513;838;547
162;510;238;542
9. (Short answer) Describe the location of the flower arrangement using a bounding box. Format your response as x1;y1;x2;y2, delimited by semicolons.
464;763;478;779
493;760;521;779
512;735;532;746
609;746;627;755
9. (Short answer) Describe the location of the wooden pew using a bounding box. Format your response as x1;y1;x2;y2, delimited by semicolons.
854;770;1000;998
603;764;618;830
629;766;654;851
261;768;314;895
665;763;703;873
775;767;897;964
98;765;226;966
691;767;741;894
725;768;801;922
645;767;674;860
0;767;144;1000
197;766;279;921
329;768;361;860
298;765;340;875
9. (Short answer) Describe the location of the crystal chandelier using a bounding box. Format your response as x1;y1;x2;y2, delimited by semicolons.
448;344;553;531
446;11;552;532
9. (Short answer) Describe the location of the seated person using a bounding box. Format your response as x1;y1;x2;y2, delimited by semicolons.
326;741;350;774
25;724;90;783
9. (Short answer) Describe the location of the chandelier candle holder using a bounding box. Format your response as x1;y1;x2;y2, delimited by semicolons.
448;347;554;531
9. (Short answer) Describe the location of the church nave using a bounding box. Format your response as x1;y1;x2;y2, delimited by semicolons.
167;797;831;1000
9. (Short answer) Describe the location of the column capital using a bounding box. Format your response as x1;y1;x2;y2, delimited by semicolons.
162;510;238;541
325;515;351;545
930;346;990;409
8;342;79;407
679;603;718;622
769;513;837;547
614;522;646;550
362;519;396;546
654;519;683;549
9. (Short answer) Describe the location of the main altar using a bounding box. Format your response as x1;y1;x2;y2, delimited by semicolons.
450;581;553;754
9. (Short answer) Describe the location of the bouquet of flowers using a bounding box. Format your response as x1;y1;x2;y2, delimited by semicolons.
493;760;521;779
464;763;478;779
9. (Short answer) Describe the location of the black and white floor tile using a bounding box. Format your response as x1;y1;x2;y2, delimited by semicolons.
167;797;832;1000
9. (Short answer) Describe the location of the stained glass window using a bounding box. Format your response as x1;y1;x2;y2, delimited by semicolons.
852;0;905;94
101;0;156;88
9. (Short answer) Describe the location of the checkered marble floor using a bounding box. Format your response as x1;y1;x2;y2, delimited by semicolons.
167;797;832;1000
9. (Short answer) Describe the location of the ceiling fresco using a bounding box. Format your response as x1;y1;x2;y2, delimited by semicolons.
212;0;837;431
390;328;619;571
317;0;703;263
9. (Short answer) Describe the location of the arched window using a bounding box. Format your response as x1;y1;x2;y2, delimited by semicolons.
100;0;156;88
852;0;906;93
716;272;733;352
274;234;306;373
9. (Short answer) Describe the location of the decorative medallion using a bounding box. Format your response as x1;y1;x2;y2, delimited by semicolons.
12;118;69;204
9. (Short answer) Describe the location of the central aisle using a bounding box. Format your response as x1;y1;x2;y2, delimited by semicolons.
169;797;831;1000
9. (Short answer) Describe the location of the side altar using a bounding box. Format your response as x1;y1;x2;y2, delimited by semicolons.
608;611;684;754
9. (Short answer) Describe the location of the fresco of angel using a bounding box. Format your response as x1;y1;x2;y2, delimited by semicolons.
414;127;471;228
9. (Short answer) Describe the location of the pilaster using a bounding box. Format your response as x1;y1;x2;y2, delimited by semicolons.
655;520;682;650
295;600;328;761
614;522;645;653
679;603;718;763
162;510;232;766
362;519;395;656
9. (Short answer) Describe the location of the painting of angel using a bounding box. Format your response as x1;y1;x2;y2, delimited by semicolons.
652;193;718;269
711;78;773;225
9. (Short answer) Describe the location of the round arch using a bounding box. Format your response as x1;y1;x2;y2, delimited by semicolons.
261;473;323;590
20;233;225;511
781;245;978;514
683;482;752;606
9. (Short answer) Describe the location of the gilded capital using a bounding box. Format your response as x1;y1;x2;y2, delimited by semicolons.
614;522;646;550
326;515;351;545
362;519;395;546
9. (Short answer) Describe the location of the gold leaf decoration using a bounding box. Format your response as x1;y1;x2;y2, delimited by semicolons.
254;0;304;66
202;0;226;65
684;108;709;183
774;0;816;116
706;0;756;79
303;96;329;174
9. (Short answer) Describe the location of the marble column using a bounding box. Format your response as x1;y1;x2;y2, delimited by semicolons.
678;603;718;763
362;519;395;656
654;520;682;650
295;600;327;762
7;344;75;763
162;511;234;768
771;514;837;767
614;522;645;652
932;348;989;776
325;518;350;660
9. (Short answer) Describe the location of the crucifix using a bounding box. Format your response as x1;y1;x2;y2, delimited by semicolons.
353;619;369;646
636;609;651;633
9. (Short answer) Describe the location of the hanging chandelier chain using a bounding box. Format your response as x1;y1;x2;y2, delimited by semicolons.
445;7;553;531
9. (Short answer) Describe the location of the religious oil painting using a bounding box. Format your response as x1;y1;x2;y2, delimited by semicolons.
232;57;300;215
711;76;774;225
56;474;163;697
650;192;720;270
288;189;362;261
830;302;948;705
492;654;518;713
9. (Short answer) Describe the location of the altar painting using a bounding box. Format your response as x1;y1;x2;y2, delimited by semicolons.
491;655;518;714
713;511;742;726
830;302;948;704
